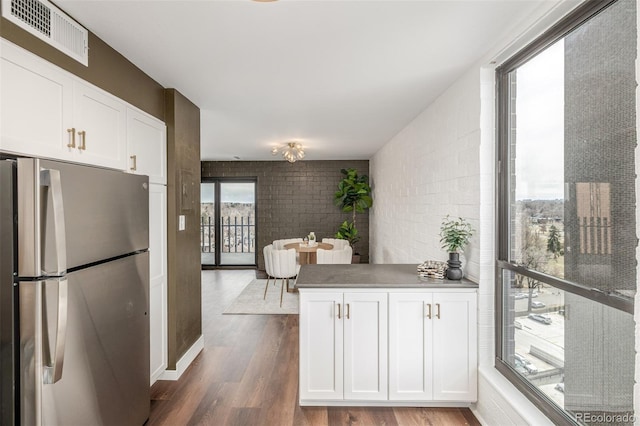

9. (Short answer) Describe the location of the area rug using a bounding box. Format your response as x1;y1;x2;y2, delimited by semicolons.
223;279;299;315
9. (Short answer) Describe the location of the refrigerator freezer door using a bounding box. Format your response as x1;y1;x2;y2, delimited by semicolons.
18;158;149;276
21;252;150;425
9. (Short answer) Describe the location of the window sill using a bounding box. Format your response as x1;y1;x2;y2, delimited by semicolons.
473;366;555;426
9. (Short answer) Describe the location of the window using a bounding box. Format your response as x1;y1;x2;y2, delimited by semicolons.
496;0;636;424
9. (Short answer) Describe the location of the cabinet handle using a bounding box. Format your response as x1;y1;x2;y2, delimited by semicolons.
66;128;76;148
130;155;137;171
77;130;86;150
426;303;432;319
346;303;350;319
435;303;441;319
337;303;341;319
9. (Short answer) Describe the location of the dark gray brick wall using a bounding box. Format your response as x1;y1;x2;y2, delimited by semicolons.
201;160;370;270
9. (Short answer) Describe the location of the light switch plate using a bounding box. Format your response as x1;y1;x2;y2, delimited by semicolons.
178;215;186;231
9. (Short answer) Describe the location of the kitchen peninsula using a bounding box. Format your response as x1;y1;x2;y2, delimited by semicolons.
296;264;478;406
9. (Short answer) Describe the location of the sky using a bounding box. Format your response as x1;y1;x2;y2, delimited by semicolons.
514;39;565;201
201;182;255;204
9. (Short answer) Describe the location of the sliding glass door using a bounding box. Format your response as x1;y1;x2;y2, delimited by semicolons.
201;179;257;267
200;182;216;265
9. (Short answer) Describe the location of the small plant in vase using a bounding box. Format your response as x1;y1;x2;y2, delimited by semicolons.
439;216;474;280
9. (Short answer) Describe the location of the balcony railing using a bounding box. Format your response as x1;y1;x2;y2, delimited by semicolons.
201;215;255;253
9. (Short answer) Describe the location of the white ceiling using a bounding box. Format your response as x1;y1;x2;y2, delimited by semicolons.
56;0;556;161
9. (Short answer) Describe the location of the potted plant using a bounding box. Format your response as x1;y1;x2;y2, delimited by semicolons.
335;221;359;245
439;215;474;280
334;168;372;263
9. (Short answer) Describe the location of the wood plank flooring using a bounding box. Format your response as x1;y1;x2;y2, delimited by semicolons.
148;270;481;426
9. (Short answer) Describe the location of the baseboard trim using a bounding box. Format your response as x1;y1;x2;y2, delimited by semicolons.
158;335;204;381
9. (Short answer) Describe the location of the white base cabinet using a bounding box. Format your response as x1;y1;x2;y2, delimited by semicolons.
299;292;388;402
389;291;477;402
299;288;477;406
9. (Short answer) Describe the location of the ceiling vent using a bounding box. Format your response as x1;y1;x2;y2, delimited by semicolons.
2;0;88;65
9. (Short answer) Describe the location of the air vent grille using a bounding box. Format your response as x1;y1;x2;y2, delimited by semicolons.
2;0;88;66
11;0;50;36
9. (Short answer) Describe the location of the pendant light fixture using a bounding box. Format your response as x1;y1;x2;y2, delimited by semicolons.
271;142;305;163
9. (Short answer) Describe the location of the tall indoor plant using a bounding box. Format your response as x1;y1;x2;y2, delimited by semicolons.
439;215;474;280
334;168;372;262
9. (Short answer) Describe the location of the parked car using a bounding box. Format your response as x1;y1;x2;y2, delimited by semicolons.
528;313;552;324
514;293;528;299
514;358;538;375
514;320;523;329
514;353;528;364
515;354;538;374
531;301;546;308
513;360;528;375
555;383;565;393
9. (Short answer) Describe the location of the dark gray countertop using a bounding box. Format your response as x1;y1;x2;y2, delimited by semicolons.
295;264;478;289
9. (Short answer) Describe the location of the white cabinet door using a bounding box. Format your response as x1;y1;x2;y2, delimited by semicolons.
343;293;388;401
299;292;343;401
72;81;127;170
149;184;167;384
388;293;433;401
127;108;166;184
432;292;477;402
0;40;74;160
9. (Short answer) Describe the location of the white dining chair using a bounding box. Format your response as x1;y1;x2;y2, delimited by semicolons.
321;238;350;250
265;247;297;306
263;244;275;299
316;245;352;264
273;238;303;250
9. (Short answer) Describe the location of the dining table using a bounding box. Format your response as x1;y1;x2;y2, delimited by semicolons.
283;242;333;265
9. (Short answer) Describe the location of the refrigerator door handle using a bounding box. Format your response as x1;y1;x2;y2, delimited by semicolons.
40;168;67;275
43;278;68;384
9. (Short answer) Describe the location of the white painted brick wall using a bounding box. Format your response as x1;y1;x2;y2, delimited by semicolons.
370;66;482;281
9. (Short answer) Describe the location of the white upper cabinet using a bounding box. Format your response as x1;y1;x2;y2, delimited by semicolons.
126;107;167;184
0;40;74;159
1;39;162;173
72;81;127;170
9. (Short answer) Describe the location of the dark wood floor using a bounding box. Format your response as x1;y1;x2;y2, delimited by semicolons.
148;270;481;426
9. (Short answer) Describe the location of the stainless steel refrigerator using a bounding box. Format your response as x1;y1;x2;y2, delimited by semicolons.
0;158;150;425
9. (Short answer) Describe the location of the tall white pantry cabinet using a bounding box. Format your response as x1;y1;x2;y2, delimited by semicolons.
0;38;169;385
299;287;477;406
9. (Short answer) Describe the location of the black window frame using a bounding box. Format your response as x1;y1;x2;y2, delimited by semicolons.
494;0;632;424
